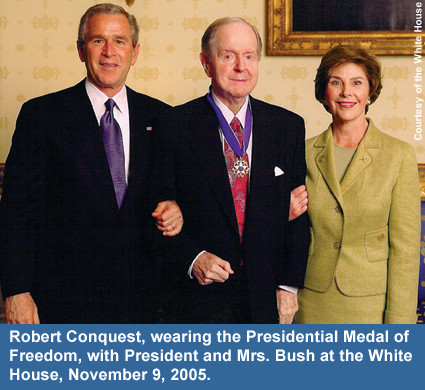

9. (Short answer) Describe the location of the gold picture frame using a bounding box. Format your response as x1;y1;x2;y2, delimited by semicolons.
419;164;425;201
267;0;425;56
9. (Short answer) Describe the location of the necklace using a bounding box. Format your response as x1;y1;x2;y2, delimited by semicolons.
206;92;252;177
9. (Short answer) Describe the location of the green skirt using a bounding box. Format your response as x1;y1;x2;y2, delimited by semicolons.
294;279;386;324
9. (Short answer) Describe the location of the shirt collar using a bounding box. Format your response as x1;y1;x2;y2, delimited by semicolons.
85;79;128;121
211;91;249;128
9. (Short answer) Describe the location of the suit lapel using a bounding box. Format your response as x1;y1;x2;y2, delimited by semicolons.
340;120;381;194
189;98;240;237
313;127;344;206
313;120;381;203
65;81;119;210
247;99;271;202
121;88;151;210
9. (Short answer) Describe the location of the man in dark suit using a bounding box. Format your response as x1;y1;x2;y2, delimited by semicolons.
0;3;181;324
152;17;309;323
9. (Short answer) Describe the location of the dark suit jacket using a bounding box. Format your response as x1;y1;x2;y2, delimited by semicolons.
0;80;169;323
152;95;309;323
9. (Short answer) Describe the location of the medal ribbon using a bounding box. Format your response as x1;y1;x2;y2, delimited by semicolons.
206;92;252;157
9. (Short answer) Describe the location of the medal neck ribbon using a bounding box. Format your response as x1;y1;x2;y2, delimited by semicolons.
206;92;252;158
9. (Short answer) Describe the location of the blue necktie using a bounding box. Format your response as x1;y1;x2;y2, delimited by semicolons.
100;98;126;208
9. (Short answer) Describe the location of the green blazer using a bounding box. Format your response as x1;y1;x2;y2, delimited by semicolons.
305;119;421;324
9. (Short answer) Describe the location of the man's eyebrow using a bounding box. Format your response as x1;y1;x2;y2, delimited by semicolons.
88;34;129;40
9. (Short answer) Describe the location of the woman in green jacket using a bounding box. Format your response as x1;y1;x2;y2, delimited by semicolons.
293;45;421;324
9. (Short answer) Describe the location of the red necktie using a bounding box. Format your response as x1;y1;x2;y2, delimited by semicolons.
224;117;248;239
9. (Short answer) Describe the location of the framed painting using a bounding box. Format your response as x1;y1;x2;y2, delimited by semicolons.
420;164;425;201
267;0;425;55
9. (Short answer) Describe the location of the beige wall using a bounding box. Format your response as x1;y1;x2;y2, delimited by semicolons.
0;0;423;162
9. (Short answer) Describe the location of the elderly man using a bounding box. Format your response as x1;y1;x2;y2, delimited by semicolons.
152;17;309;323
0;3;182;324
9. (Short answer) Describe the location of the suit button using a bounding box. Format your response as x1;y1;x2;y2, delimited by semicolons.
318;155;326;163
333;242;341;249
362;156;371;164
334;205;342;213
377;233;385;241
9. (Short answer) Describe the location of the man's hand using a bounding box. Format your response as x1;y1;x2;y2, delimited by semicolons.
5;293;40;324
289;185;308;221
152;200;183;236
192;252;234;285
276;289;298;324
